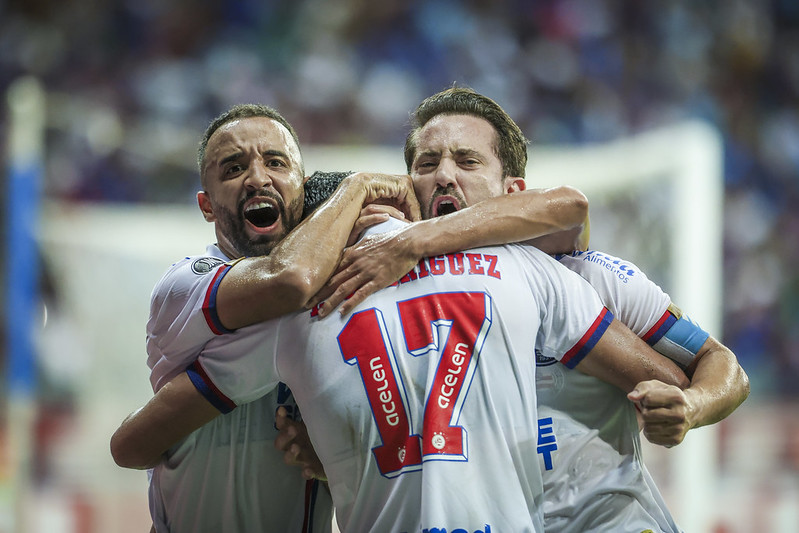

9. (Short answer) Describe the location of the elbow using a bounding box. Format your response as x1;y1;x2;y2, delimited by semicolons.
550;186;589;229
272;268;319;310
110;430;136;469
110;426;157;470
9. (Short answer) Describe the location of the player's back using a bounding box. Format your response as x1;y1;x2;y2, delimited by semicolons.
274;237;611;532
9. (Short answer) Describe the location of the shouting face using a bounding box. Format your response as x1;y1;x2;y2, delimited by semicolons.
409;114;523;220
198;116;305;258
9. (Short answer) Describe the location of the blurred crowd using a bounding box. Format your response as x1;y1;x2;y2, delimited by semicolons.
1;0;798;396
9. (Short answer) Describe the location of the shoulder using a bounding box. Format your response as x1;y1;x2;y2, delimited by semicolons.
151;247;231;305
556;249;656;289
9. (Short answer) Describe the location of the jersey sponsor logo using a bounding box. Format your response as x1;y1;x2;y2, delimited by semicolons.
191;257;225;275
422;525;491;533
338;292;491;477
391;253;502;288
537;417;557;471
564;250;636;283
535;348;558;366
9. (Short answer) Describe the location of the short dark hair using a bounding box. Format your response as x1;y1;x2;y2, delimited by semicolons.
404;87;529;178
197;104;303;187
302;171;352;218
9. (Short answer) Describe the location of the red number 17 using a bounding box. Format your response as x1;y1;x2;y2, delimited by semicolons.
337;292;492;477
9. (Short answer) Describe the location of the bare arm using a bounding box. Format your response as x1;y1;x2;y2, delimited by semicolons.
313;186;589;317
628;336;750;446
527;212;591;254
110;373;220;470
573;319;690;393
216;172;421;329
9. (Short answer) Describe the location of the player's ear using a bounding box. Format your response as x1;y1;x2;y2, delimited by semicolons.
504;176;526;194
197;191;216;222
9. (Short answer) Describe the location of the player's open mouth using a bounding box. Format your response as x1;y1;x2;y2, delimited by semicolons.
244;200;280;232
432;196;460;217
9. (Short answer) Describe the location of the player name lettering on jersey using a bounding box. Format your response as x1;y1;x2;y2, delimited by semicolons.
392;252;502;287
308;253;502;317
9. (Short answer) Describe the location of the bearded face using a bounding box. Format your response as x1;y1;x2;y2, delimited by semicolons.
212;187;304;257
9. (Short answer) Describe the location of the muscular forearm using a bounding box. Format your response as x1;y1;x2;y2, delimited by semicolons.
578;319;690;393
401;186;588;259
218;173;415;328
110;373;220;470
683;336;750;429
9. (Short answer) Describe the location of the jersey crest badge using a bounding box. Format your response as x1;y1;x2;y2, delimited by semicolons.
191;257;225;275
431;432;447;451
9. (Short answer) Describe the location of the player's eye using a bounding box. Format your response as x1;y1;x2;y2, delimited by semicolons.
266;158;287;168
224;164;244;176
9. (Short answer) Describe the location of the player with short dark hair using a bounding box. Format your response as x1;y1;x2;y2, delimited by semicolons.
318;87;750;532
121;102;421;532
115;171;689;531
112;101;599;531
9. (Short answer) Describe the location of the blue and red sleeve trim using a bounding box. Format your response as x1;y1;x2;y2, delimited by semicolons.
561;307;614;369
202;264;235;335
186;360;237;414
642;309;678;345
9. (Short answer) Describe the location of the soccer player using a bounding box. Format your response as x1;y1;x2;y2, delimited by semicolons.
123;102;425;532
112;102;601;531
315;87;750;531
113;196;689;531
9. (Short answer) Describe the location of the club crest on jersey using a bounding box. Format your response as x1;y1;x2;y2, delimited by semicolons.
192;257;225;275
535;348;557;366
431;432;446;451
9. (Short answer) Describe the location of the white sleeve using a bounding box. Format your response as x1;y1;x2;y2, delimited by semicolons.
513;245;614;369
557;250;709;368
187;319;284;412
146;255;235;391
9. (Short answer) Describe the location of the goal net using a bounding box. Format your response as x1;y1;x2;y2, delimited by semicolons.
23;121;723;532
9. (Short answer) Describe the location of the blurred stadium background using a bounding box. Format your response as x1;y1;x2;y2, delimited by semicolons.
1;1;798;532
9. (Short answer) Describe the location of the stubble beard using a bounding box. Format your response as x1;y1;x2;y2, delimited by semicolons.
215;192;304;258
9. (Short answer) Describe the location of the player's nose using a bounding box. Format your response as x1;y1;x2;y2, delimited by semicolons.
244;159;273;190
433;158;458;189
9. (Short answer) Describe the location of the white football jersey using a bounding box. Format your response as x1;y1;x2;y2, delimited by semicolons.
146;244;333;533
535;250;709;533
190;225;616;533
